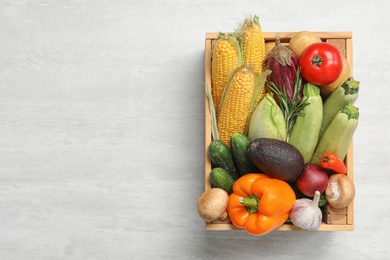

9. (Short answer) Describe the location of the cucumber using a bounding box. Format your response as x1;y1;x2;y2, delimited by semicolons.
208;140;239;180
230;133;257;175
209;167;235;194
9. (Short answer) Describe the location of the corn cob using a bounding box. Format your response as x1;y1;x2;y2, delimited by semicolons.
240;15;266;74
217;65;260;148
289;83;323;163
319;77;360;138
238;15;267;106
211;33;243;118
311;104;359;164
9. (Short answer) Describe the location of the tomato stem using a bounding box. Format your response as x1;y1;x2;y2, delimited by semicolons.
311;55;323;66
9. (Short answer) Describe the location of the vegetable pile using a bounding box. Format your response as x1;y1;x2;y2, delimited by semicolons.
197;15;360;236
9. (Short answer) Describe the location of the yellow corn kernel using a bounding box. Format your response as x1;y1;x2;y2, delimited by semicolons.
239;16;266;106
217;65;256;148
241;15;266;74
211;34;242;118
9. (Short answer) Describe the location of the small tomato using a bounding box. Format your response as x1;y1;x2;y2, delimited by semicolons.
299;42;343;86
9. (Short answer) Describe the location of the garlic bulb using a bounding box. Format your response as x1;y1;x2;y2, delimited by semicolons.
290;191;322;231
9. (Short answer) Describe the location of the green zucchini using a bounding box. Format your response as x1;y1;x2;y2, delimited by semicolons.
319;77;359;138
311;104;359;164
208;140;240;180
209;167;235;194
289;83;323;163
230;133;257;175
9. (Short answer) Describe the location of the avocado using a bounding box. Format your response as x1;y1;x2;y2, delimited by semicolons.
248;138;304;181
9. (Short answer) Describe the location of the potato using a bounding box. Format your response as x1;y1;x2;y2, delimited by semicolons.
289;31;322;58
320;56;351;98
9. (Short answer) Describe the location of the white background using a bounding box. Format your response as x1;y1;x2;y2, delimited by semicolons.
1;0;389;259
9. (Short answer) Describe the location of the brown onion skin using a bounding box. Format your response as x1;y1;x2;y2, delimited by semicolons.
296;163;329;197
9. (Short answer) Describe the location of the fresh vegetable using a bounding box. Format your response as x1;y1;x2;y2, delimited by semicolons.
268;68;309;141
265;36;301;104
197;188;230;221
230;133;258;175
320;56;351;97
320;153;347;174
211;33;243;118
217;65;267;148
238;15;266;74
290;191;323;231
237;15;267;109
319;76;360;138
299;42;343;86
325;174;355;208
208;140;240;180
288;31;322;58
248;138;304;181
227;174;296;236
311;104;359;164
296;163;329;197
289;83;323;163
209;167;235;194
247;93;287;141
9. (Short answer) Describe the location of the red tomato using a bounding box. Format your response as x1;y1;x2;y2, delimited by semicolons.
299;42;343;86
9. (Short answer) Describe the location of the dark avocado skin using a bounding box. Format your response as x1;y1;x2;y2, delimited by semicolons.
248;138;304;180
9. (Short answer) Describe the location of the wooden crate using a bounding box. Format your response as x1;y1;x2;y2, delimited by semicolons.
204;32;354;232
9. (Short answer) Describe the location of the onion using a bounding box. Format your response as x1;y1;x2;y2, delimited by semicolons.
296;163;328;197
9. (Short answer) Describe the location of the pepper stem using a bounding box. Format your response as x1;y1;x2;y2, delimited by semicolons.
321;156;329;163
239;195;259;214
314;153;326;162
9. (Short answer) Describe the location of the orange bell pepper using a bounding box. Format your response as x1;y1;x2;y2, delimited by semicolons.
227;173;296;236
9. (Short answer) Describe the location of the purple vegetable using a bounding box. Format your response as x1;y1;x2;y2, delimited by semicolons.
266;36;302;104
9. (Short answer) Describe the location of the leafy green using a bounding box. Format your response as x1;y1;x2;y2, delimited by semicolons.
268;68;309;142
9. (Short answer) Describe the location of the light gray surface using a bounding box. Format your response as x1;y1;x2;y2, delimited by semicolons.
0;1;389;259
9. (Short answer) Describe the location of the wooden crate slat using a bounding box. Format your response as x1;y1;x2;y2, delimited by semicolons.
206;32;353;41
204;38;212;191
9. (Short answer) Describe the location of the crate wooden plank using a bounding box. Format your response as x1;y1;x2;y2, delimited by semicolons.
345;141;354;225
204;32;354;232
326;205;348;215
205;32;353;41
324;212;348;225
346;38;353;75
327;39;346;57
204;37;212;191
